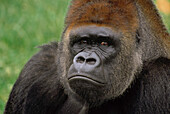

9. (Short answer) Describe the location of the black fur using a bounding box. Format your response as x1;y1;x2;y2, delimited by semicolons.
4;42;170;114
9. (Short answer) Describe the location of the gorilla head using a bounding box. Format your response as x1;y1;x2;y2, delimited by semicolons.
62;0;143;106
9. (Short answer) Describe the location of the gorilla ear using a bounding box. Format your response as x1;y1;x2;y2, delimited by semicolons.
135;0;170;61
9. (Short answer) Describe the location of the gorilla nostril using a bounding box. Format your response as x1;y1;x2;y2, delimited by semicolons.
76;57;85;63
86;58;96;65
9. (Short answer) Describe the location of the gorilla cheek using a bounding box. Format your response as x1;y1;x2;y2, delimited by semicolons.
106;50;142;98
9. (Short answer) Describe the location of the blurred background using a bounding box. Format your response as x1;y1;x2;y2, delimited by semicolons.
0;0;169;113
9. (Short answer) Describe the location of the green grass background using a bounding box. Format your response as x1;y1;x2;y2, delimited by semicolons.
0;0;169;113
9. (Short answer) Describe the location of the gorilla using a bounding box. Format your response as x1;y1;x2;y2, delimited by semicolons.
4;0;170;114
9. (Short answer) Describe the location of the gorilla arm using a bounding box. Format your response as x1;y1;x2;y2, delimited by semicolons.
4;42;87;114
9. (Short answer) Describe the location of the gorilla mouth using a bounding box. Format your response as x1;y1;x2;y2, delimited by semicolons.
68;75;106;85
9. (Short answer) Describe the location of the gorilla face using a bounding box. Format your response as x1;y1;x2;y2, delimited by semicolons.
66;25;142;105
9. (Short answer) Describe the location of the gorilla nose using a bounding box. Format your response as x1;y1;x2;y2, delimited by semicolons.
73;52;100;72
76;57;96;65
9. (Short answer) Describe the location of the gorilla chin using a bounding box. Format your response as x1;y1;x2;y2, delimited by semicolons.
68;75;108;105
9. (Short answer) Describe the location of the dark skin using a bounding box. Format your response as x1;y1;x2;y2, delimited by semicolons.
4;0;170;114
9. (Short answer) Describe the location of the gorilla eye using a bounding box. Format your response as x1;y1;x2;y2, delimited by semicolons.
80;40;88;44
101;41;108;46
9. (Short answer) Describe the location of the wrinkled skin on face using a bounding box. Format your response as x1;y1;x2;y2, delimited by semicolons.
64;25;142;106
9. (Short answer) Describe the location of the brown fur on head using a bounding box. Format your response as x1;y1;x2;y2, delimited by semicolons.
66;0;138;32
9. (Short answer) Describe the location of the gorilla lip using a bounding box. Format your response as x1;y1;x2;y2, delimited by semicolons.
68;75;106;85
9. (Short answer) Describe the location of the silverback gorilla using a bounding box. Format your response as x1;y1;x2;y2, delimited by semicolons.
4;0;170;114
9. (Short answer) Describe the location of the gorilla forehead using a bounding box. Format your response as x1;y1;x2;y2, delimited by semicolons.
66;0;138;31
